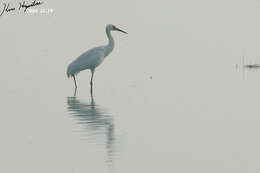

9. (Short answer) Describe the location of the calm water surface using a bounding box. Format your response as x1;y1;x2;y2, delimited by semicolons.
1;61;260;173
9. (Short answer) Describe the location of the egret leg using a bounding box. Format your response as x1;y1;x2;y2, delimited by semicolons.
90;69;95;95
73;75;77;89
90;87;93;97
73;87;77;97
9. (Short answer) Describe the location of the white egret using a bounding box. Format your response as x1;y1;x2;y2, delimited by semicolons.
67;24;127;93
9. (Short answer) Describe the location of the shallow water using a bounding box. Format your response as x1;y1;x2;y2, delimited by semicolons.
1;58;260;173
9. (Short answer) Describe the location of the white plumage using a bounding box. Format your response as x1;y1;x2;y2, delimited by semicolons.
67;46;105;77
67;24;127;92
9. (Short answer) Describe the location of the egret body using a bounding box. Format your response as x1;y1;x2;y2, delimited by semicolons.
67;24;127;93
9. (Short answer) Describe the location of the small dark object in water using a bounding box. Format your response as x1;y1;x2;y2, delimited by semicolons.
244;64;260;69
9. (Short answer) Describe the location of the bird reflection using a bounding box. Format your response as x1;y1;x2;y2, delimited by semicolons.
67;92;116;165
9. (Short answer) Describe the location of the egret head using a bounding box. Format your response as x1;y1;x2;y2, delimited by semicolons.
106;24;127;34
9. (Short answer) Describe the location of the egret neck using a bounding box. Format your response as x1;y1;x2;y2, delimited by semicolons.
104;27;114;57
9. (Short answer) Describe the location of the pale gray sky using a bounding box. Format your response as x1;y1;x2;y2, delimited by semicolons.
1;1;260;172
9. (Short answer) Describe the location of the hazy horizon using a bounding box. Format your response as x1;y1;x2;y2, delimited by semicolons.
1;0;260;172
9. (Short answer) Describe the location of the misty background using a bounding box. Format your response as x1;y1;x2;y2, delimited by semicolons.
0;0;260;172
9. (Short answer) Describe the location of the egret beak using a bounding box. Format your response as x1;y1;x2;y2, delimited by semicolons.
114;27;127;34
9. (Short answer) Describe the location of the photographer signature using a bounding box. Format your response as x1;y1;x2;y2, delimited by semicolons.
0;0;43;16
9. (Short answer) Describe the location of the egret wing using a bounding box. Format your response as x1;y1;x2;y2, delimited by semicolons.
67;46;105;77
